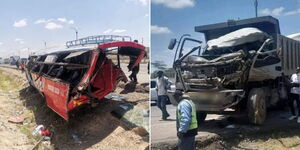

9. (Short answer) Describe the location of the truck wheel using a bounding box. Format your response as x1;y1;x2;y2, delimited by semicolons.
247;88;266;125
196;111;207;125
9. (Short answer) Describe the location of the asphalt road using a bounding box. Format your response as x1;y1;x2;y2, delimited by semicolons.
151;104;300;148
151;104;222;144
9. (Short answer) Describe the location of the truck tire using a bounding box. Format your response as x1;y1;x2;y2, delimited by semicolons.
247;88;266;125
196;111;207;125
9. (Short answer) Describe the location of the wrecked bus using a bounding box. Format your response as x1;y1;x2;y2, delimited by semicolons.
167;16;300;124
25;35;146;120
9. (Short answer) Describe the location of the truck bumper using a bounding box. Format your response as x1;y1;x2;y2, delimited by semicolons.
168;89;244;112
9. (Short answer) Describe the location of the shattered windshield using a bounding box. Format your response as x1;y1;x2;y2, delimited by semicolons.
201;41;264;56
200;27;269;57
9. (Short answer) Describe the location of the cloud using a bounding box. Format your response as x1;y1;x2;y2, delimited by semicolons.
35;19;47;24
284;8;300;16
129;0;148;5
151;25;171;34
68;20;74;24
103;29;113;34
15;38;25;44
57;18;74;24
35;18;74;28
13;19;27;27
152;0;194;9
0;42;3;46
103;29;127;34
138;0;148;5
57;17;67;22
45;22;63;30
260;7;300;16
113;29;127;33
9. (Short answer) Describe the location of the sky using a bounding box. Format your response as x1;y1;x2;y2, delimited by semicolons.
151;0;300;69
0;0;149;58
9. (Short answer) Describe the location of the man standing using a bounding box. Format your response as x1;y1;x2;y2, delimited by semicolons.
128;40;140;83
127;56;140;83
289;67;300;123
156;71;170;120
177;94;198;150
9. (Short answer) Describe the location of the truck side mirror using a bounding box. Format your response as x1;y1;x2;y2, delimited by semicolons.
168;38;177;50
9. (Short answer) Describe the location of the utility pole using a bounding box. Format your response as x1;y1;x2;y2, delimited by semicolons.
254;0;258;17
44;41;47;49
70;27;78;40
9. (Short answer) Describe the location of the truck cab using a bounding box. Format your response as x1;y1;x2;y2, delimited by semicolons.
168;16;300;124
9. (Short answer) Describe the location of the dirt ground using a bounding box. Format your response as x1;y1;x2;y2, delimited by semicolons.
195;110;300;150
152;103;300;150
200;127;300;150
0;66;149;150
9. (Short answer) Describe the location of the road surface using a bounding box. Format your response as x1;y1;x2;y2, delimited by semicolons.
151;104;300;149
151;104;222;144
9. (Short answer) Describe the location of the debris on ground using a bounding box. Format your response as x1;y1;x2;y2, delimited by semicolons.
32;125;45;136
225;124;235;129
112;103;149;132
71;134;82;144
8;116;25;124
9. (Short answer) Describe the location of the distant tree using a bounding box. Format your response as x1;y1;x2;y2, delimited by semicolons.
151;60;167;70
151;60;175;79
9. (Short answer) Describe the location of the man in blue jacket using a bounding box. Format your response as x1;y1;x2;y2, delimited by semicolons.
176;93;198;150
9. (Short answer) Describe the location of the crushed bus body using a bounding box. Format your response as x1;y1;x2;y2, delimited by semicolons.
25;35;146;120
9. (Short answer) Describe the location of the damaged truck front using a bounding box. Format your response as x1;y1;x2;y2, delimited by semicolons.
168;16;300;124
25;35;146;120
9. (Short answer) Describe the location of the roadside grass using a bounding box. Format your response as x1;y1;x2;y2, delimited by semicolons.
0;71;20;92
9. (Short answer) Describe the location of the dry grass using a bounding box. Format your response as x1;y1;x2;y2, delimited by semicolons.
0;71;20;92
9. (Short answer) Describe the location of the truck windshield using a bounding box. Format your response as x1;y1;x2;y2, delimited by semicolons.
201;40;264;57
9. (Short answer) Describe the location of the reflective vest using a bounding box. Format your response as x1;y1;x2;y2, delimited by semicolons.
177;100;198;130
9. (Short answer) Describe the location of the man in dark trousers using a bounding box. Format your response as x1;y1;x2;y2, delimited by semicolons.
128;39;140;83
177;93;198;150
156;71;170;120
128;56;139;83
289;67;300;123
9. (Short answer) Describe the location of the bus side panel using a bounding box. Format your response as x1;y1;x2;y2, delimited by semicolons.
43;78;70;120
31;73;45;92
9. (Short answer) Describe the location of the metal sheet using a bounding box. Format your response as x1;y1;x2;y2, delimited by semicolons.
64;51;88;60
43;78;70;120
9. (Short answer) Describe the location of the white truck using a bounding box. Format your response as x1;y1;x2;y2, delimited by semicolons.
167;16;300;125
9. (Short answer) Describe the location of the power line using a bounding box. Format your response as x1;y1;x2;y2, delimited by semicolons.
254;0;258;17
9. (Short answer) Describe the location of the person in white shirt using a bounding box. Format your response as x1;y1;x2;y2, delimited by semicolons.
289;67;300;123
156;71;170;120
